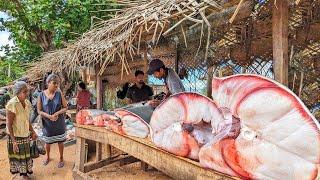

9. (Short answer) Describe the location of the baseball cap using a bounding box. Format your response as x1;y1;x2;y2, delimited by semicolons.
147;59;165;75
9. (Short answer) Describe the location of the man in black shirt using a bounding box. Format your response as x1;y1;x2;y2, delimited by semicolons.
126;70;154;104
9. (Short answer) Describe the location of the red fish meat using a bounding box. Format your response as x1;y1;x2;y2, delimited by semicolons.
111;108;151;138
76;109;117;126
150;92;229;160
200;74;320;179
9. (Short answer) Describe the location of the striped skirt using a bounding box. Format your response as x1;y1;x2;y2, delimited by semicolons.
7;136;33;176
42;132;66;144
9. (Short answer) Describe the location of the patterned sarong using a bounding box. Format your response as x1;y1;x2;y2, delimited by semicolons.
7;136;33;176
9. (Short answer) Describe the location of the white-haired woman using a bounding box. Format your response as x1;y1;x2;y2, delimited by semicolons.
37;74;68;168
6;81;37;179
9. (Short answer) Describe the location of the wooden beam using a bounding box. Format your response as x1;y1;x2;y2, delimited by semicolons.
73;168;95;180
96;142;102;162
207;66;214;98
119;156;140;166
75;137;86;172
175;43;179;73
272;0;289;85
80;67;87;83
84;156;120;173
96;65;103;109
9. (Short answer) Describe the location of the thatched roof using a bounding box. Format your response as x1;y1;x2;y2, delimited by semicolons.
28;0;318;78
28;0;256;78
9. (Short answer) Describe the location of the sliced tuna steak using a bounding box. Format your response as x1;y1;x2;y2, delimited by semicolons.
202;74;320;179
104;102;154;138
111;108;151;138
150;92;229;160
76;109;117;126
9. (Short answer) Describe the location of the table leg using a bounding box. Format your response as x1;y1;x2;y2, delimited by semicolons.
96;142;102;162
75;137;86;172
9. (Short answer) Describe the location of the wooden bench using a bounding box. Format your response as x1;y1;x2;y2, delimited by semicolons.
74;125;236;180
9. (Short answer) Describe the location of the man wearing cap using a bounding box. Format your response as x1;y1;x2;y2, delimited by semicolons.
147;59;185;105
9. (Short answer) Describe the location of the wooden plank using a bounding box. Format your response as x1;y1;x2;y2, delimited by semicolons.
84;156;120;173
103;144;112;158
75;137;86;172
73;168;95;180
119;156;140;166
75;125;235;180
96;142;102;162
272;0;289;85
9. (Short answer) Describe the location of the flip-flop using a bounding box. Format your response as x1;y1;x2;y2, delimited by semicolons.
42;159;50;166
58;161;64;168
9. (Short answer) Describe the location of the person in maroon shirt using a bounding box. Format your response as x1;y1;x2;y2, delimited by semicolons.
76;82;91;111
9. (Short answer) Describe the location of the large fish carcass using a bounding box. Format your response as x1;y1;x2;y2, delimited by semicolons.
150;74;320;180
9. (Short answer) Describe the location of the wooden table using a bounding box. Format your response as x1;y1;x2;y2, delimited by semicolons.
66;109;77;122
74;125;236;180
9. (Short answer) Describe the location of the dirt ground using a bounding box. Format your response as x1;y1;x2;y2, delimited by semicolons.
0;138;171;180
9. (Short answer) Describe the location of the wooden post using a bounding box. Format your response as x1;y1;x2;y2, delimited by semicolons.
207;66;214;98
143;50;150;84
75;137;86;172
96;65;103;109
175;43;179;73
80;67;87;83
96;65;112;159
103;143;112;158
96;142;102;162
272;0;289;85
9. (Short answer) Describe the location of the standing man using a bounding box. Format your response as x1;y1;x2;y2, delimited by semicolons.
127;70;154;104
147;58;185;97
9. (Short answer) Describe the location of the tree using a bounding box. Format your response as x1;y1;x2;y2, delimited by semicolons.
0;0;119;61
0;0;119;85
0;58;25;86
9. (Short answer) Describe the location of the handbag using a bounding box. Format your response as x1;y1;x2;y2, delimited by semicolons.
30;140;46;159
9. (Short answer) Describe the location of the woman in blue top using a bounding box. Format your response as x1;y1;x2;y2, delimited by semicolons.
37;74;68;168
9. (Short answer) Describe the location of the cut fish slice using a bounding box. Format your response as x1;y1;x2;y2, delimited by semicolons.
112;106;152;138
205;74;320;179
76;109;116;126
150;92;227;160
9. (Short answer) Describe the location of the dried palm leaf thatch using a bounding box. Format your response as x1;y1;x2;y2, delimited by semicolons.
27;0;256;81
63;0;249;75
26;46;77;80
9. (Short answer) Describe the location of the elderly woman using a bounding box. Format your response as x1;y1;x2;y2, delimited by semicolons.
6;81;37;179
37;74;68;168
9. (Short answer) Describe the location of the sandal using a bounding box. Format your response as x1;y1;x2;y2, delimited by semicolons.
42;159;50;166
57;161;64;168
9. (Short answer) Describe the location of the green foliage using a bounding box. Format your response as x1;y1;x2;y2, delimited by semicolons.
0;0;120;85
0;58;25;86
0;0;119;59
